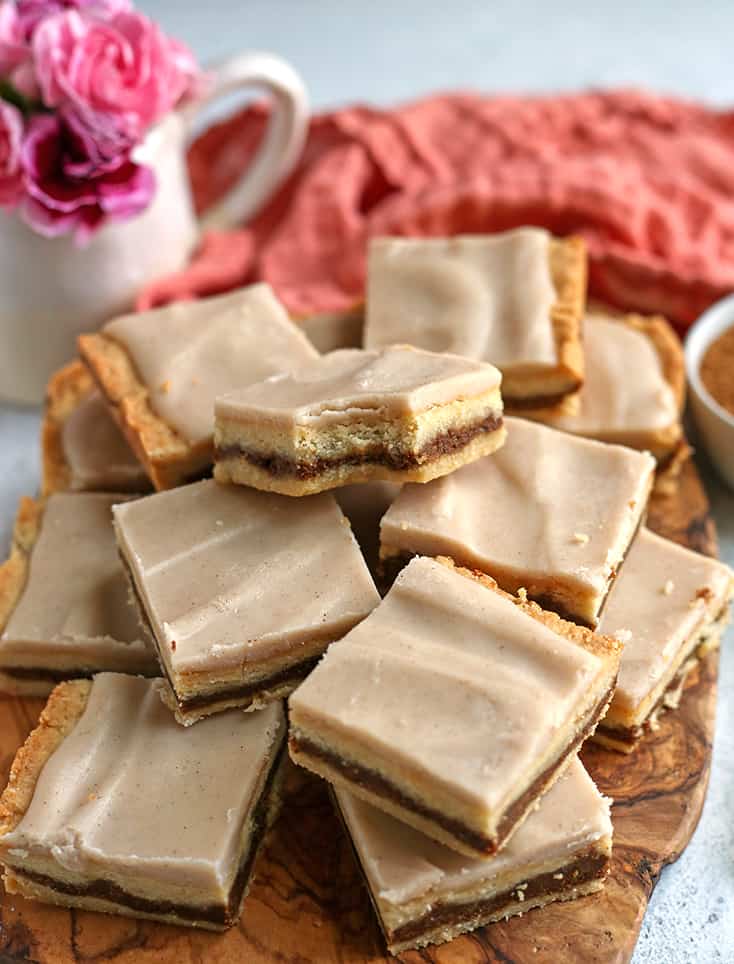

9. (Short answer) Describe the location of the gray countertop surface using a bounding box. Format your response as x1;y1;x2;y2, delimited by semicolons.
2;2;733;960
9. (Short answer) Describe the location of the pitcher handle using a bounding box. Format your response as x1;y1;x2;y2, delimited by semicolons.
183;51;309;231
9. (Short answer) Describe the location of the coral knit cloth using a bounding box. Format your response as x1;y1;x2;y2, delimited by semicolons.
138;89;734;329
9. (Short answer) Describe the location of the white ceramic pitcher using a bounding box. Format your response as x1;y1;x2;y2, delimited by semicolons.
0;51;308;404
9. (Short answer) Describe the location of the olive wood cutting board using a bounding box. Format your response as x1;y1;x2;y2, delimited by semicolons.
0;458;719;964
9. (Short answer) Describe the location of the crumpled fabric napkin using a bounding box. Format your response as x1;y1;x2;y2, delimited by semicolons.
139;89;734;328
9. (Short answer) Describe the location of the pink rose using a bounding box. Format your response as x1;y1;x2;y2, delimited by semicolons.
0;99;24;207
0;1;130;97
12;1;131;36
33;9;198;139
20;109;154;241
0;2;35;95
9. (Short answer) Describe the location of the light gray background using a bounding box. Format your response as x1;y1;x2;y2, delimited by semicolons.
2;2;733;961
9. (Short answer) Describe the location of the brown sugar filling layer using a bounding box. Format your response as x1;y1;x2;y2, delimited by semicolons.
380;510;644;628
1;664;157;684
389;848;609;946
378;552;597;627
216;413;503;480
291;680;614;856
6;740;284;928
596;609;727;747
1;667;96;683
504;389;576;410
174;656;322;712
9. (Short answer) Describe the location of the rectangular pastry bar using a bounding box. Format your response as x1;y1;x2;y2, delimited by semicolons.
289;556;621;858
0;674;285;930
594;528;734;753
335;756;612;954
79;284;318;490
532;306;689;487
0;493;157;696
380;416;656;627
113;479;379;725
214;345;505;496
364;227;586;412
42;360;149;495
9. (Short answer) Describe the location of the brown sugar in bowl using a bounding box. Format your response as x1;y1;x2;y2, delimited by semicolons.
700;325;734;417
685;295;734;489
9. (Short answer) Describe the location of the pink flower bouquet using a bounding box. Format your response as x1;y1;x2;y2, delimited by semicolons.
0;0;198;241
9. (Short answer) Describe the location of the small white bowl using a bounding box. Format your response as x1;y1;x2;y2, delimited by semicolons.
685;293;734;490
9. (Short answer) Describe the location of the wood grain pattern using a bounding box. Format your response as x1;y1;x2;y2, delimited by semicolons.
0;459;719;964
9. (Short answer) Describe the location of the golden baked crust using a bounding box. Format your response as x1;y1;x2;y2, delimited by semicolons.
0;496;44;639
435;556;623;665
78;332;211;491
41;361;95;496
548;235;588;392
0;680;91;838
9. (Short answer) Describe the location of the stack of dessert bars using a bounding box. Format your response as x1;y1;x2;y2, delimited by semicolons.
0;228;731;951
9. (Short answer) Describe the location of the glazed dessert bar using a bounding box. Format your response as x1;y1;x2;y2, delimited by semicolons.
364;227;586;412
79;284;318;490
214;345;505;496
0;674;285;929
380;417;656;627
113;479;379;725
334;757;612;954
594;528;734;753
536;307;687;472
289;556;621;858
0;493;156;696
42;360;149;495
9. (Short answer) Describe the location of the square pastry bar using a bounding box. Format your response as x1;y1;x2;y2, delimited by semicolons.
79;284;318;490
289;556;621;858
534;307;688;484
113;479;379;725
593;528;733;753
363;227;586;412
42;361;149;495
0;674;285;930
0;493;156;696
335;757;612;954
380;417;656;627
214;345;505;496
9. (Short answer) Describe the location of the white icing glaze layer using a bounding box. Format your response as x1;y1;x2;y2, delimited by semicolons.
600;528;733;713
364;228;556;369
1;675;284;893
1;494;150;667
62;391;147;492
113;480;379;676
105;284;318;444
216;346;502;427
336;757;611;907
548;313;678;437
290;557;601;817
381;417;655;613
